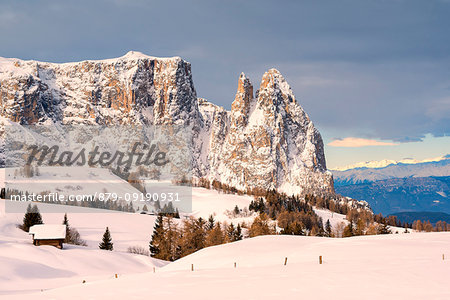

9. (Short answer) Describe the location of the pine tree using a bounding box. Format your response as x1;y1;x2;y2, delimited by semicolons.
150;215;180;261
233;205;240;216
62;213;70;242
325;219;332;237
234;223;243;241
316;218;325;237
154;200;161;212
226;223;236;242
206;215;215;231
149;215;164;257
99;227;113;250
22;204;43;232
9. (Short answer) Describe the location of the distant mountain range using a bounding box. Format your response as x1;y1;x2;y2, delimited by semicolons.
332;156;450;216
389;211;450;225
335;176;450;215
332;155;450;186
332;155;448;171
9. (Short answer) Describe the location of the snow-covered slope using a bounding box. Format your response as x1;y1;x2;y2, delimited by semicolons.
6;233;449;300
0;52;333;196
0;199;167;295
0;187;255;296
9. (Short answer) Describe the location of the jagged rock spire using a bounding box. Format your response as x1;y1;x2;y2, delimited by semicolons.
230;73;253;129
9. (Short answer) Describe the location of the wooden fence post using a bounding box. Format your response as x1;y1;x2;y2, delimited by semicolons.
234;262;236;268
191;264;194;271
284;257;288;265
319;256;323;264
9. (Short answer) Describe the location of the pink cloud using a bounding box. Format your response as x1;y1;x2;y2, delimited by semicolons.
328;137;398;147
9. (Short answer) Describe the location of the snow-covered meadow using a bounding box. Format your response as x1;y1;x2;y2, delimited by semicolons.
1;195;449;299
0;169;447;299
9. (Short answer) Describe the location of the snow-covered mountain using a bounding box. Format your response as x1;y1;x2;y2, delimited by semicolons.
0;52;333;196
332;155;448;172
332;155;450;186
332;156;450;215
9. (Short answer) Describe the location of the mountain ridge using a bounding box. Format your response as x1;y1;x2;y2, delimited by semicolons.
331;155;449;171
332;156;450;186
0;52;334;197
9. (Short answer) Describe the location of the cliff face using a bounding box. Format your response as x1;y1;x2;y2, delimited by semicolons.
199;69;333;195
0;51;199;126
0;51;333;196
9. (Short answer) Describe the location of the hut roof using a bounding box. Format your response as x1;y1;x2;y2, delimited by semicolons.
29;224;66;240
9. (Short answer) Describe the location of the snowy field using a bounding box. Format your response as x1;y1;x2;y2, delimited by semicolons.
0;187;255;296
3;232;449;300
1;190;448;299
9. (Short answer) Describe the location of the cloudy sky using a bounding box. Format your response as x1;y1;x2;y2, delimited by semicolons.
1;0;449;168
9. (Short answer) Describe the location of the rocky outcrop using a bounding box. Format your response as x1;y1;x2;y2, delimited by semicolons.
0;51;198;126
201;69;333;195
0;52;333;196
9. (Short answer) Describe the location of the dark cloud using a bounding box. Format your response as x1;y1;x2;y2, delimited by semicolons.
0;0;449;141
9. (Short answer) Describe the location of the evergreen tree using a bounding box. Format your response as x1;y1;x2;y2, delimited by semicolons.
154;200;161;212
149;215;164;257
226;223;236;242
99;227;114;250
62;213;70;242
22;204;43;232
63;214;87;246
206;215;215;231
233;205;240;216
325;219;332;237
315;218;325;236
234;223;243;241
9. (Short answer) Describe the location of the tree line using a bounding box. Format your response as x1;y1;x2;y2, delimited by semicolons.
149;214;243;261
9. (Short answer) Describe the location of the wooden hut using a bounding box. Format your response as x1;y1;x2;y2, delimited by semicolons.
29;224;66;249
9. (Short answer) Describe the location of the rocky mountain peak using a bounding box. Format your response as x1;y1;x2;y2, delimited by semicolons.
1;53;334;196
258;68;295;108
230;72;254;129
